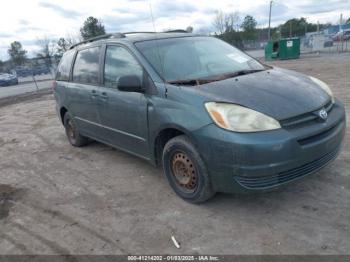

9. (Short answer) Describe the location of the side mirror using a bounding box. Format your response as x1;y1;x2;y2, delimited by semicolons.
118;75;144;93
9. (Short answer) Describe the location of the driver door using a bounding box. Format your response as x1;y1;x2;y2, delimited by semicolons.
97;45;149;158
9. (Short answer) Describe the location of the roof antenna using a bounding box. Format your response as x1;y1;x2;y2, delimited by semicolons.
148;1;167;92
148;1;157;34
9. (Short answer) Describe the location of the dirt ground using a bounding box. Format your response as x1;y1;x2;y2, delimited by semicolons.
0;53;349;255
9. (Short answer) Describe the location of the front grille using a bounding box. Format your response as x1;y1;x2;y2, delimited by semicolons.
280;100;333;128
297;123;339;146
234;146;340;189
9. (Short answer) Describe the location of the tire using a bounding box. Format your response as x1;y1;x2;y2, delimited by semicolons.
63;112;89;147
162;135;215;204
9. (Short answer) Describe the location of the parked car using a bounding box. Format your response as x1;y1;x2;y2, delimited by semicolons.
14;67;33;77
0;73;18;86
33;66;51;76
324;38;334;47
54;32;346;203
332;29;350;41
343;30;350;41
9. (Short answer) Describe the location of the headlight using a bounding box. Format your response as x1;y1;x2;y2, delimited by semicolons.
205;102;281;132
310;76;335;103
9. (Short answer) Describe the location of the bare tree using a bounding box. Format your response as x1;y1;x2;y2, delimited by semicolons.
213;11;226;35
213;11;240;34
54;32;81;59
64;31;82;46
227;12;241;32
56;38;70;57
36;37;56;67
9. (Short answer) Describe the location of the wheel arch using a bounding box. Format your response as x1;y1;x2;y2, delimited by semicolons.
152;124;197;166
59;107;68;125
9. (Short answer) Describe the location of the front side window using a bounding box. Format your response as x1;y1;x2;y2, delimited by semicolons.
104;46;143;88
135;37;265;83
56;50;75;81
73;46;101;84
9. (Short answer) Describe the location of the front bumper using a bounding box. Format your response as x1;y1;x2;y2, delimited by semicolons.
193;100;346;193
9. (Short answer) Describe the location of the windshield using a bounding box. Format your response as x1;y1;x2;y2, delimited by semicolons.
135;36;265;83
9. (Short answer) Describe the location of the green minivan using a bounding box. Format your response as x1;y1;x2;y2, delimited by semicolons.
54;32;346;203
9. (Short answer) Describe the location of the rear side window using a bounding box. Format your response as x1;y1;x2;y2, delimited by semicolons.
73;46;101;84
56;50;75;81
104;46;143;88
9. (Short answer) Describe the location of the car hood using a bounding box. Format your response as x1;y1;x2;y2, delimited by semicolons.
195;68;330;120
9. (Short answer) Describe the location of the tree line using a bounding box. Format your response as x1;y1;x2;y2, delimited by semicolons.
212;11;338;49
1;14;349;71
0;16;105;71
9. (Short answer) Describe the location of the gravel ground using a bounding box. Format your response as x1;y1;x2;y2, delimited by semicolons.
0;53;349;255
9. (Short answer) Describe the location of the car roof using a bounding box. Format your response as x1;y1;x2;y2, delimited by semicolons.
70;32;202;50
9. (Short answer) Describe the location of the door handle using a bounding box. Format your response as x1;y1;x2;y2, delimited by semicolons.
100;92;108;101
91;90;99;98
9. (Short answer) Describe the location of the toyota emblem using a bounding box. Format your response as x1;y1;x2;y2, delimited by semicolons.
318;108;328;121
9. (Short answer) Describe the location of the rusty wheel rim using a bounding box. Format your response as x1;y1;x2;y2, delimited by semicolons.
171;151;197;193
66;119;76;143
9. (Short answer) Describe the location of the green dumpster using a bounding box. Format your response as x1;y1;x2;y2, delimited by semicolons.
265;38;300;60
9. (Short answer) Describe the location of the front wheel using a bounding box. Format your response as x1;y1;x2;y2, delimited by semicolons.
162;135;215;204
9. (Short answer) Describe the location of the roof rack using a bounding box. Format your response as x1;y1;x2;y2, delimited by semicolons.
69;33;126;50
123;30;189;34
123;31;156;34
69;30;190;50
164;29;189;33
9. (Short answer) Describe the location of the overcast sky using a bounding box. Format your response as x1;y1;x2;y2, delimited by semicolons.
0;0;349;60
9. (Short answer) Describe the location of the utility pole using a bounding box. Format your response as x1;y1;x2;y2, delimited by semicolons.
340;13;344;52
305;23;307;35
268;0;273;41
340;13;343;31
304;17;308;36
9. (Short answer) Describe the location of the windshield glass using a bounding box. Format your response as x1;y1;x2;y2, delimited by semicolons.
135;36;265;83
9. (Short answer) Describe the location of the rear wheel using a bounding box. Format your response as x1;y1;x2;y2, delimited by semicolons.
162;135;215;203
63;113;89;147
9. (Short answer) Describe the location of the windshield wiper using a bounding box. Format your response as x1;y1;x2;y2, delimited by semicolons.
167;78;215;86
167;69;266;86
199;69;266;83
220;69;265;79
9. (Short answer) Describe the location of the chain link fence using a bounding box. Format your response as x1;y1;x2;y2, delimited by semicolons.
0;57;57;100
300;34;350;54
241;36;350;58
